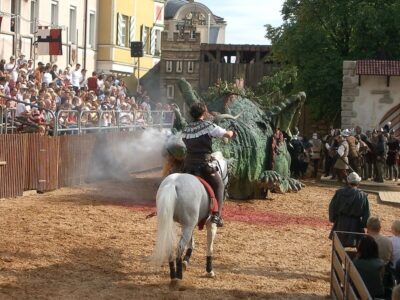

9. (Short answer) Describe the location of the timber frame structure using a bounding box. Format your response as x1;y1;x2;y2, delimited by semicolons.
199;44;276;91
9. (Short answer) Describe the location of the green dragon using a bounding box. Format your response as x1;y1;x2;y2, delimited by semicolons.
165;79;306;200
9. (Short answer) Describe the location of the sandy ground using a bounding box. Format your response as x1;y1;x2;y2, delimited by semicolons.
0;177;398;300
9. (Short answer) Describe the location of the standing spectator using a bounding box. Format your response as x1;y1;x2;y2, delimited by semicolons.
71;64;82;93
329;172;370;247
42;66;53;87
16;54;27;66
80;69;87;90
347;132;360;174
5;56;18;81
34;62;44;87
310;132;322;178
323;128;336;178
387;130;399;181
374;130;387;183
26;59;34;75
289;129;305;179
4;56;16;73
334;130;350;183
87;71;98;92
353;235;385;298
0;59;6;73
97;74;105;93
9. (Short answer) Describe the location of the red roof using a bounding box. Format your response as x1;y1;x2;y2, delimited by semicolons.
356;60;400;76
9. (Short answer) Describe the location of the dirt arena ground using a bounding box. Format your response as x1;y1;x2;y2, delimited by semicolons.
0;177;398;300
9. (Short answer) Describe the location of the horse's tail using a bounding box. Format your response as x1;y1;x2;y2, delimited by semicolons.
150;182;177;266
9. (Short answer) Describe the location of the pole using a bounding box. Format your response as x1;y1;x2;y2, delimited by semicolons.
137;57;140;91
66;26;69;67
83;0;88;70
207;13;211;44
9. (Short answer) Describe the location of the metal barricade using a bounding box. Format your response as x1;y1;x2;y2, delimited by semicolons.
0;106;17;134
1;103;175;135
56;110;81;135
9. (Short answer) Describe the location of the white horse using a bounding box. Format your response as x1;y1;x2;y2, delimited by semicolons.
151;151;229;283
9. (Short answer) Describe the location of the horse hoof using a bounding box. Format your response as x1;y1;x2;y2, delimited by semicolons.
183;260;188;271
206;271;216;278
169;279;181;290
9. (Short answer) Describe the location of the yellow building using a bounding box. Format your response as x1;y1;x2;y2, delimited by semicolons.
97;0;164;76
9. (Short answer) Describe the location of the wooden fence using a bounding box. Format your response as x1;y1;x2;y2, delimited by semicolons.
199;62;280;91
330;232;372;300
0;132;163;199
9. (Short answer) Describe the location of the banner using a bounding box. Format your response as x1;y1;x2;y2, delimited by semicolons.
36;27;63;55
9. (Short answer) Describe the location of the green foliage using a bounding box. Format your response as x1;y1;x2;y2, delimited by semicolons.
203;66;298;111
266;0;400;122
254;66;298;108
203;81;256;103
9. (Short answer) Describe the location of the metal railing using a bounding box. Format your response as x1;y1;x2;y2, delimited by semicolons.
0;96;175;135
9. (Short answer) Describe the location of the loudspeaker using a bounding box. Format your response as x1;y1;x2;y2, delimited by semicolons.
130;42;143;57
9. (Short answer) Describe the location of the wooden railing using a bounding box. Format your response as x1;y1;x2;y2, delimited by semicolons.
330;232;372;300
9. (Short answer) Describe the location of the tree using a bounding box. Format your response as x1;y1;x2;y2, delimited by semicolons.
266;0;400;123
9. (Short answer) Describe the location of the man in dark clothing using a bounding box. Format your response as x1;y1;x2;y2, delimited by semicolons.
329;172;370;247
182;103;235;227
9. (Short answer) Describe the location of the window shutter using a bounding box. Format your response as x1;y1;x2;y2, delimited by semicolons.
129;16;135;43
117;13;123;46
150;27;156;56
141;25;147;52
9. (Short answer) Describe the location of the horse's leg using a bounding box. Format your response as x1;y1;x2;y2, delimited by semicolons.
183;235;195;270
205;222;218;278
169;254;176;280
175;226;194;280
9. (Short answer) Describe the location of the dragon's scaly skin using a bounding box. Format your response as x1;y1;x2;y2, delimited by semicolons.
168;79;305;200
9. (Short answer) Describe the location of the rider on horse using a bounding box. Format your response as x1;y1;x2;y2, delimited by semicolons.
182;103;235;227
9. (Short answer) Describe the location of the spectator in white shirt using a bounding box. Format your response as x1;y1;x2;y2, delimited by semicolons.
16;54;27;66
71;64;82;93
4;56;16;73
42;66;53;86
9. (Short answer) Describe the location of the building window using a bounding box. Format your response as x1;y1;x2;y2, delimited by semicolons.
190;30;196;39
30;1;38;34
141;26;151;54
51;1;59;26
176;61;183;73
69;6;77;43
154;29;161;56
10;0;17;32
188;61;194;73
88;12;96;48
166;61;173;73
119;15;129;47
167;85;175;99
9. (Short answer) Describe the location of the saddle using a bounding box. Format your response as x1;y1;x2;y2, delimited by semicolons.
195;176;219;230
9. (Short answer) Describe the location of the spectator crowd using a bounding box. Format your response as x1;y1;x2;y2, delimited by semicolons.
289;124;399;184
0;54;173;134
329;171;400;299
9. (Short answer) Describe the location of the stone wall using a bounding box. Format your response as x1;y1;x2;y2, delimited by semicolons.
341;61;400;130
160;31;201;107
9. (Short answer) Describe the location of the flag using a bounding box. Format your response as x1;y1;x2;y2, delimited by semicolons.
36;27;62;55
